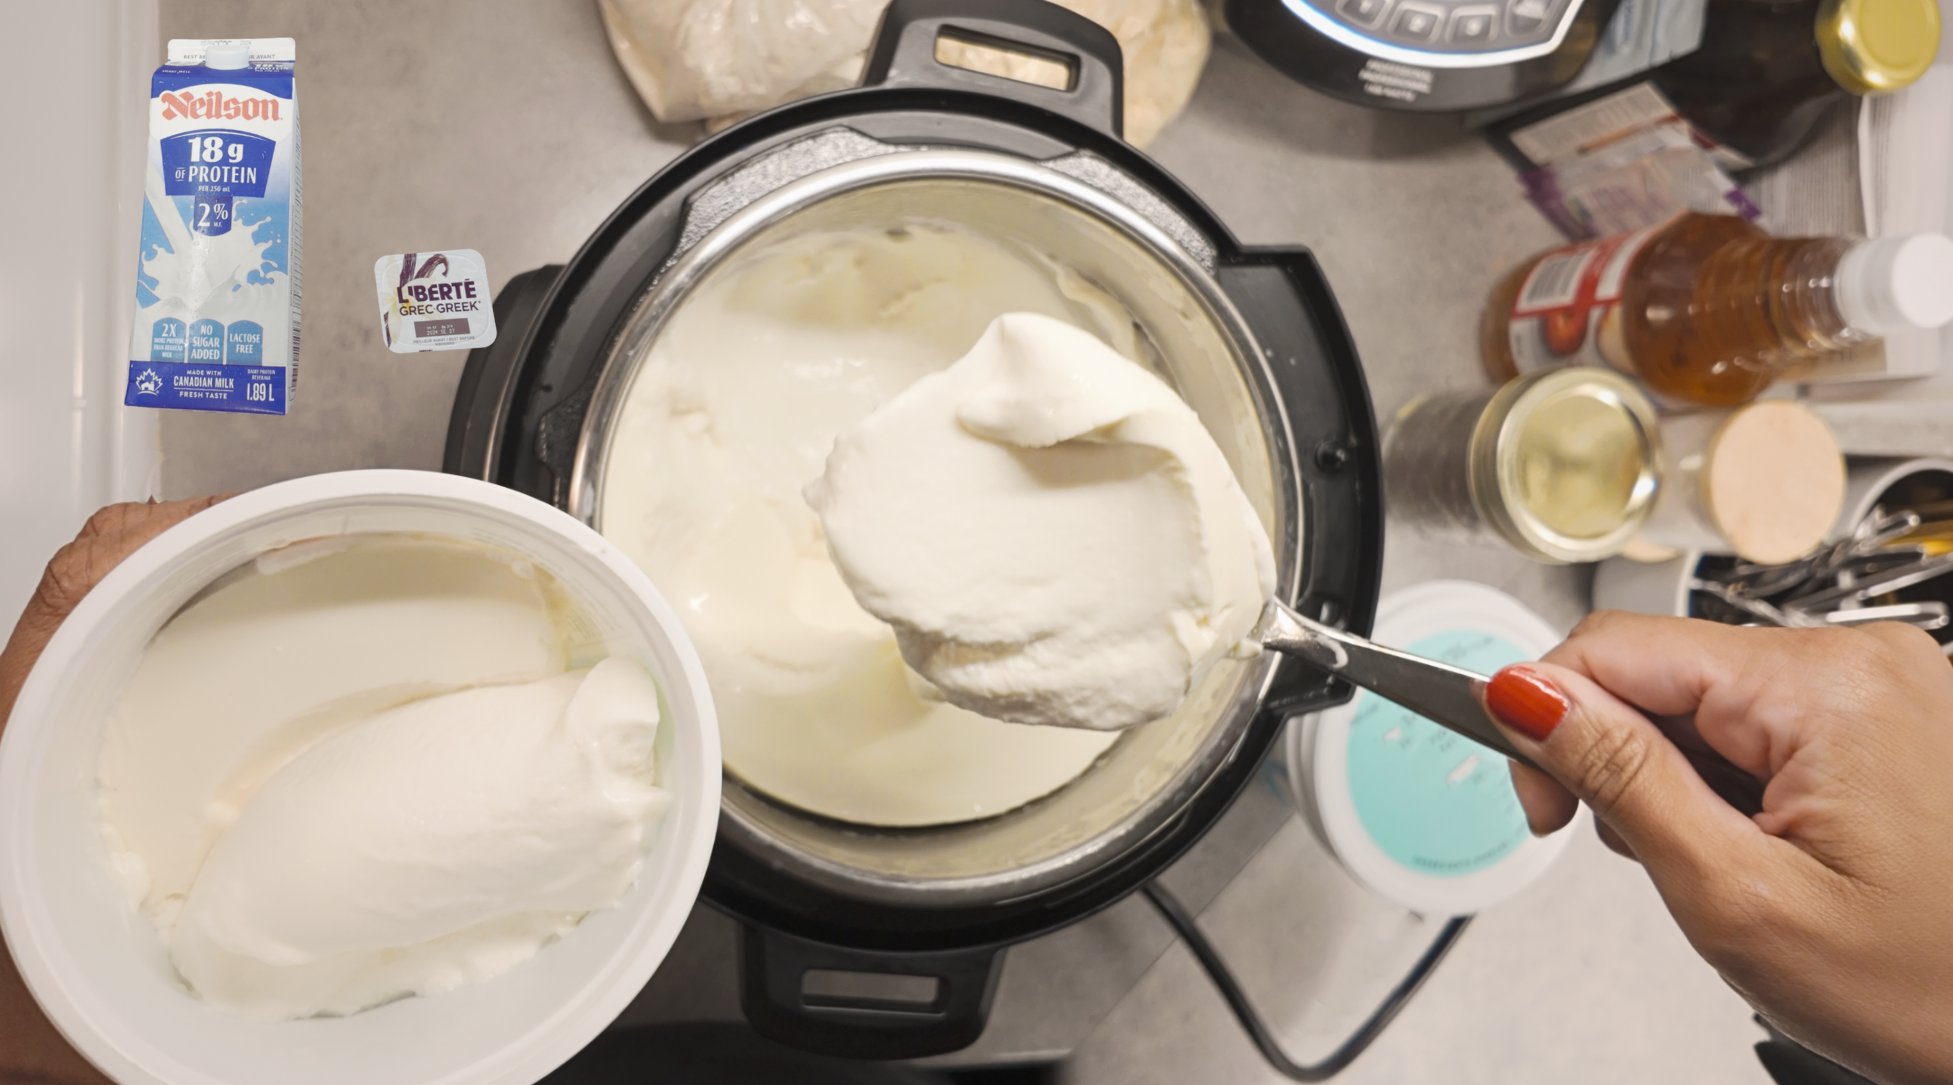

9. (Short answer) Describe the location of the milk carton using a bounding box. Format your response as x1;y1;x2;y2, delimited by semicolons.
127;38;300;414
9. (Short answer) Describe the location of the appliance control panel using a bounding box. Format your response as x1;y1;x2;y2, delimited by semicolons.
1300;0;1579;59
1221;0;1621;111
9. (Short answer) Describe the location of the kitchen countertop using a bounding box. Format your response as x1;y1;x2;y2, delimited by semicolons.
156;2;1767;1081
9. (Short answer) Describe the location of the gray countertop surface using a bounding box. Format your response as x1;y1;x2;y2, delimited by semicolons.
157;1;1767;1080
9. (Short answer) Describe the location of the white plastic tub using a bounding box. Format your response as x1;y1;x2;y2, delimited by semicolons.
0;470;721;1085
1277;581;1581;916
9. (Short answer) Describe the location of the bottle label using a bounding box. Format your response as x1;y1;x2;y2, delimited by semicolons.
1506;81;1755;173
1505;224;1661;375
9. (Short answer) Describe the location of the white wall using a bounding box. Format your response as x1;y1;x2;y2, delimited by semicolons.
0;1;162;626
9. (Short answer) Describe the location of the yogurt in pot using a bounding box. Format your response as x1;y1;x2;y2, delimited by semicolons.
805;312;1276;733
602;224;1142;827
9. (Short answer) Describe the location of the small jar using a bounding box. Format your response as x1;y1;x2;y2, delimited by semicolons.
1386;368;1663;563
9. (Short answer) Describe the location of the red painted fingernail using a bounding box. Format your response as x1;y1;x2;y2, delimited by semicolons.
1485;666;1570;742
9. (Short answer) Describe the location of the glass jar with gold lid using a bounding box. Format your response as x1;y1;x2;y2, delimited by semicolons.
1385;368;1664;564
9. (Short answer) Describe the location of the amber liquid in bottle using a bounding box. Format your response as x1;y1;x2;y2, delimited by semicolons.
1483;213;1864;407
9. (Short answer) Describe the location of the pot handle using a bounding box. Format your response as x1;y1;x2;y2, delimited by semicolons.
1214;255;1386;711
861;0;1126;138
738;925;1004;1060
444;265;560;486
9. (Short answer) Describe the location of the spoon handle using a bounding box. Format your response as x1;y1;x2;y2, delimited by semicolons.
1255;598;1528;766
1256;599;1767;815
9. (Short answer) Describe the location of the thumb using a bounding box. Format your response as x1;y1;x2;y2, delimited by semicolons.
1483;663;1758;887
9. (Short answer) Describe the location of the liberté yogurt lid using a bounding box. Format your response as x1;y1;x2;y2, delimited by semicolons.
374;249;497;353
1285;580;1582;916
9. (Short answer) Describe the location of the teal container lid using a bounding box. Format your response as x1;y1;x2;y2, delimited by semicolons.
1285;581;1583;916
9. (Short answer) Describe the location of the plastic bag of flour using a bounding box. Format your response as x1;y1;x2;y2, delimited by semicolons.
598;0;885;124
595;0;1210;146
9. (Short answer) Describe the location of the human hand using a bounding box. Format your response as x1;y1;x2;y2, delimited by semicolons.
1482;612;1953;1085
2;497;224;724
2;496;223;1085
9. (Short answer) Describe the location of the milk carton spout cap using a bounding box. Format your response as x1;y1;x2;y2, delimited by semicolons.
203;40;251;69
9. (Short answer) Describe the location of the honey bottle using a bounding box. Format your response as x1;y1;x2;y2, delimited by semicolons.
1483;213;1953;407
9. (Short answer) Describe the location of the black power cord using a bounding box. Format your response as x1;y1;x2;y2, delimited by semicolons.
1141;882;1472;1082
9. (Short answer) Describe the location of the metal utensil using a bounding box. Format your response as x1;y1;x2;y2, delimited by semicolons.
1718;558;1823;601
1857;508;1924;545
1716;512;1925;602
1834;545;1932;578
1689;578;1826;628
1820;602;1951;630
1783;552;1953;612
1254;598;1765;812
1253;597;1525;763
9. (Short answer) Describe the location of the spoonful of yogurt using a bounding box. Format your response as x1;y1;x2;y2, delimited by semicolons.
805;312;1529;763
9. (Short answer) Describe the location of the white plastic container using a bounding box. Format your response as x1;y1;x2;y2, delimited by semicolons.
0;470;721;1085
1278;581;1581;916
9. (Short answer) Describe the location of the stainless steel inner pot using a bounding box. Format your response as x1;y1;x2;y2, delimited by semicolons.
569;140;1305;908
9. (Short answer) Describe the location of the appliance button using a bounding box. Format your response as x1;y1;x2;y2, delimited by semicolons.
1336;0;1392;29
1390;3;1443;41
1507;0;1550;35
1450;7;1498;44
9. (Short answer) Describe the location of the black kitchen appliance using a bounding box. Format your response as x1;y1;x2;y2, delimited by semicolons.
1218;0;1625;110
448;0;1385;1061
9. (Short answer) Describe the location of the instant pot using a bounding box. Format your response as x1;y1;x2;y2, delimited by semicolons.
1218;0;1623;111
447;0;1383;1060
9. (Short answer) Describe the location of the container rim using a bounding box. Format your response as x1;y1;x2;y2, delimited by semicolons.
0;469;721;1085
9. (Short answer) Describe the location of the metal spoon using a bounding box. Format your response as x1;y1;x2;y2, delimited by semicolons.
1253;598;1767;816
1717;513;1925;601
1688;578;1826;629
1783;551;1953;612
1820;602;1951;630
1253;598;1535;767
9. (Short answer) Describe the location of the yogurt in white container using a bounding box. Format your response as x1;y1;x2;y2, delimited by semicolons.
0;470;720;1085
